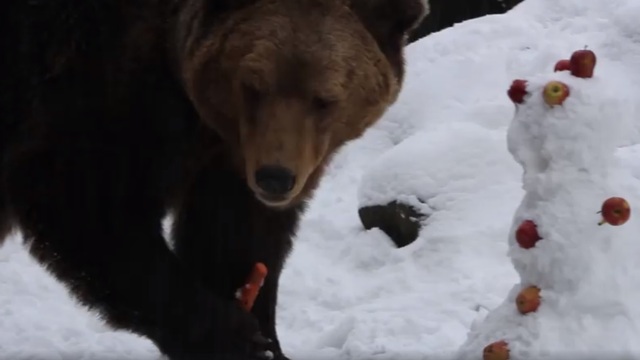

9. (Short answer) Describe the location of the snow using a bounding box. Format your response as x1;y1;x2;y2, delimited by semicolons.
3;0;640;358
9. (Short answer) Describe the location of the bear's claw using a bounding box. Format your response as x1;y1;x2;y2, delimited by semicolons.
251;332;272;345
257;350;274;360
248;332;276;359
249;332;291;360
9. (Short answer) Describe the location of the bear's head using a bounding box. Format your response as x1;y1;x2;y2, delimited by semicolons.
179;0;428;209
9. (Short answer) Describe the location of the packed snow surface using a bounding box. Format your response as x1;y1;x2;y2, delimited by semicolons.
3;0;640;359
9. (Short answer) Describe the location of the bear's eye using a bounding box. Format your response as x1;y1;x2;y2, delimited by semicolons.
312;96;334;112
242;83;261;107
242;83;262;123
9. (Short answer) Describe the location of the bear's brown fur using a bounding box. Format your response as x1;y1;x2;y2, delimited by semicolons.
0;0;428;359
180;0;427;209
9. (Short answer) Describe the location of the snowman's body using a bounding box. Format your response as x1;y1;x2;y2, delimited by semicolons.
456;52;640;359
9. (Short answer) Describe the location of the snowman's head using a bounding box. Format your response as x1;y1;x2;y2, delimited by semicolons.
506;63;628;173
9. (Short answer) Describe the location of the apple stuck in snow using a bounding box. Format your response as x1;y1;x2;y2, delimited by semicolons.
598;197;631;226
483;340;510;360
515;220;541;249
507;79;528;104
542;80;570;106
569;48;597;78
516;286;541;315
554;59;571;72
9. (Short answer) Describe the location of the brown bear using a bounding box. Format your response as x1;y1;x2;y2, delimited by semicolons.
0;0;428;359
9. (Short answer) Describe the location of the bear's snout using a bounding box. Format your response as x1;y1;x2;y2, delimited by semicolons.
254;165;296;198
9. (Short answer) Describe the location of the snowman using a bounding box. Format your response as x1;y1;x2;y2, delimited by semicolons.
455;49;640;360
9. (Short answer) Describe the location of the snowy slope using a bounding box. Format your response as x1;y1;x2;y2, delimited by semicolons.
2;0;640;359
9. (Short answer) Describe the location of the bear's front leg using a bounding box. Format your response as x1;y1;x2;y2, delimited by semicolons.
5;140;268;360
251;263;290;360
172;152;299;360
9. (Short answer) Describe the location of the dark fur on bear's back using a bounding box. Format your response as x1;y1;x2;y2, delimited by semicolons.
0;0;428;359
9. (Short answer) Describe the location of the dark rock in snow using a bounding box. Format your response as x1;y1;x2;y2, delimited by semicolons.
358;200;427;248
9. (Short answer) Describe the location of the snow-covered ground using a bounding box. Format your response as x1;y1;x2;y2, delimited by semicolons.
3;0;640;358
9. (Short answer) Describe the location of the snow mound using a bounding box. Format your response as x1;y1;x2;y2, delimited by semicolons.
456;50;640;359
357;122;520;210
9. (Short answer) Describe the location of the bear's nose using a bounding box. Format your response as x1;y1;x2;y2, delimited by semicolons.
254;165;296;196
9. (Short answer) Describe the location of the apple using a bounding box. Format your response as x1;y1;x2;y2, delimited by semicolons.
516;286;541;315
569;49;597;78
542;80;570;106
507;79;528;104
515;220;541;249
483;340;510;360
554;59;571;72
598;197;631;226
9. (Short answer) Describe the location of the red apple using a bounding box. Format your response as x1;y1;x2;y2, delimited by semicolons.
516;286;541;315
554;59;571;72
483;340;510;360
515;220;541;249
542;80;570;106
507;79;528;104
569;49;596;78
598;197;631;226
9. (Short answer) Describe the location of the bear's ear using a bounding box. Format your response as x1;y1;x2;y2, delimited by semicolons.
349;0;429;55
